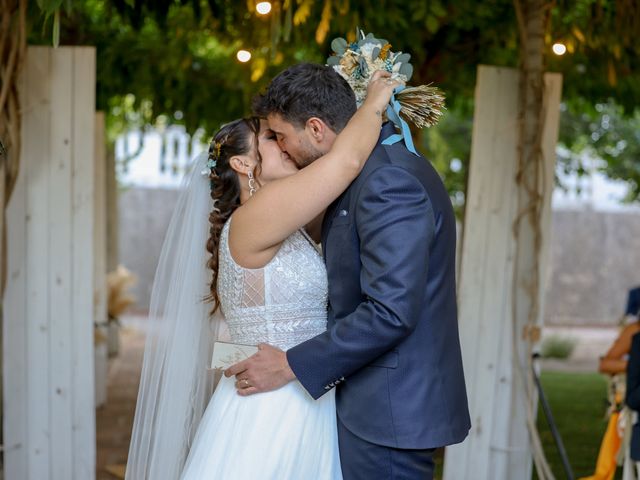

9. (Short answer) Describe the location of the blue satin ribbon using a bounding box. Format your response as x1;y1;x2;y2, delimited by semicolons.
381;86;418;156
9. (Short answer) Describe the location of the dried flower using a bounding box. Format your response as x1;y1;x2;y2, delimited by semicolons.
328;29;445;129
107;265;137;319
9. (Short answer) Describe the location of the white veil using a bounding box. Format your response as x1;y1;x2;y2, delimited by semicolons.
125;153;225;479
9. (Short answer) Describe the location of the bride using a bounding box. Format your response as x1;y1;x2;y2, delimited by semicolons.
125;69;400;479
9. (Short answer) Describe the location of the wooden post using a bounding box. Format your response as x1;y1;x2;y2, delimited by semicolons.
443;65;562;479
106;146;118;273
94;112;108;407
3;46;97;480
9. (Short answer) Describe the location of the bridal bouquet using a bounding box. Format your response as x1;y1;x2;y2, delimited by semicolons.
327;30;445;129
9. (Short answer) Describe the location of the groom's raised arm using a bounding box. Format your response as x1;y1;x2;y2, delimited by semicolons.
287;164;436;400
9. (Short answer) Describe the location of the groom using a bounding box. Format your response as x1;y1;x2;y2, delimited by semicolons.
226;63;470;479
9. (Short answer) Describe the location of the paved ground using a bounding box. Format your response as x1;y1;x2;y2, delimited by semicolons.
96;318;145;479
93;317;621;478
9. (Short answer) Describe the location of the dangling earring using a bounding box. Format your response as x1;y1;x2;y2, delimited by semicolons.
248;170;257;197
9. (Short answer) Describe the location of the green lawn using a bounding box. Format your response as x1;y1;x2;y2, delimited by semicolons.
537;371;619;479
433;371;619;479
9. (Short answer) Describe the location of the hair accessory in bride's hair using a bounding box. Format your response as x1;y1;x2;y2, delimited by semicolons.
327;28;445;155
201;138;225;176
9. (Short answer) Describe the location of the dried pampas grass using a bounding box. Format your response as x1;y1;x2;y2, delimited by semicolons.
396;85;446;129
107;265;137;319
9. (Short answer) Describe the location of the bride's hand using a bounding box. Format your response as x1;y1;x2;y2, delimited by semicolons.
363;70;404;113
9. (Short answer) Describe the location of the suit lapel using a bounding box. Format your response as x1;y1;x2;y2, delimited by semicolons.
320;123;395;262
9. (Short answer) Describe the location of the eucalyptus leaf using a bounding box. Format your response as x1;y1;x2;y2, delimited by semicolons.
399;63;413;80
331;37;348;54
395;53;412;65
327;56;340;66
372;46;381;60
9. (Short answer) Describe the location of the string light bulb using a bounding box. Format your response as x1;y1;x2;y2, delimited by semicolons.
552;43;567;55
237;50;252;62
256;2;272;14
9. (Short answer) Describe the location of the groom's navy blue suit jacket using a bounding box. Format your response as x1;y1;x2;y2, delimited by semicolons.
287;123;471;449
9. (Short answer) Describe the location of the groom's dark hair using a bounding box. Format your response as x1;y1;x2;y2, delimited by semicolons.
253;63;357;133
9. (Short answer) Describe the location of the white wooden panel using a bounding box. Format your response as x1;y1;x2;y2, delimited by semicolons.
446;67;521;477
5;45;97;480
475;67;521;479
71;47;97;479
3;56;30;479
443;66;562;480
93;111;108;409
24;46;53;479
48;47;74;480
481;68;522;480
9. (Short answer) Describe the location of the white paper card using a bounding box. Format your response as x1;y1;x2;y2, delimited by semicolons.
210;341;259;371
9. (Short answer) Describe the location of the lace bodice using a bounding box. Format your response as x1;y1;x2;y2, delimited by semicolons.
217;219;328;351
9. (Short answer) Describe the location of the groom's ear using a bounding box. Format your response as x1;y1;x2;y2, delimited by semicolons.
305;117;330;144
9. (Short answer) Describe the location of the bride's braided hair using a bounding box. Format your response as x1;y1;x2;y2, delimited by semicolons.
206;117;261;313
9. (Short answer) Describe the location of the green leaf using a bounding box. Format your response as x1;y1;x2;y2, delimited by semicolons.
327;55;340;66
53;10;60;48
431;0;447;18
283;3;293;42
372;46;381;60
426;15;439;33
36;0;64;15
331;37;347;54
395;53;411;64
399;63;413;80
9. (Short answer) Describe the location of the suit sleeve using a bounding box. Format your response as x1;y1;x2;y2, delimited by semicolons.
626;333;640;410
286;165;436;399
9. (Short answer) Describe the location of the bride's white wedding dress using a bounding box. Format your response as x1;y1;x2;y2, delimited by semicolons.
180;219;342;479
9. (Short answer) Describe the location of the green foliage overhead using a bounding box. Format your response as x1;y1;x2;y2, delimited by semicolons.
25;0;640;201
28;0;639;131
422;104;472;217
558;100;640;201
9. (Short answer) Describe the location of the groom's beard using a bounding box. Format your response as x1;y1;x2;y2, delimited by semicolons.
294;138;325;169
